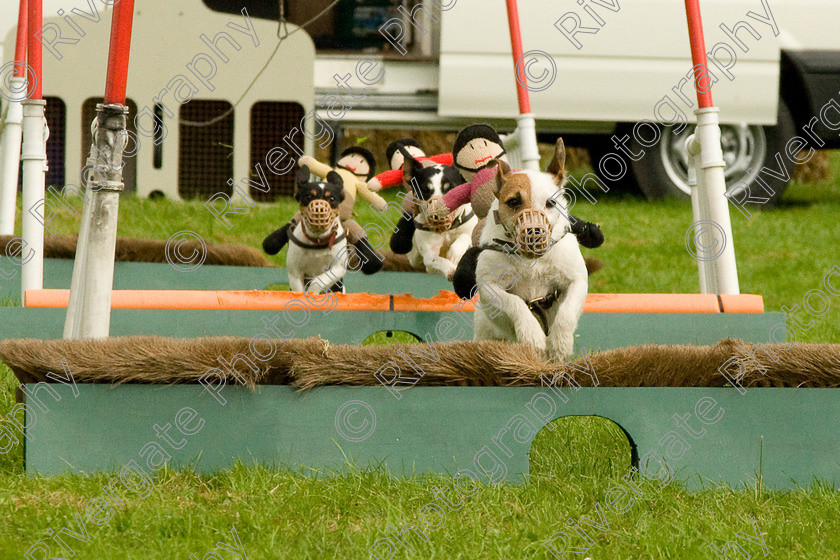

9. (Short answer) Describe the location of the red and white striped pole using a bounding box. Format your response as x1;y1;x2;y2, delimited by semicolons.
0;0;29;235
683;0;739;294
65;0;135;338
505;0;540;171
20;0;47;302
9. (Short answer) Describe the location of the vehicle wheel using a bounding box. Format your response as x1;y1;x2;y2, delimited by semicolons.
629;101;795;204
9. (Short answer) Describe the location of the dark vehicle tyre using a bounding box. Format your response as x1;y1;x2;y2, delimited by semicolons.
630;101;795;205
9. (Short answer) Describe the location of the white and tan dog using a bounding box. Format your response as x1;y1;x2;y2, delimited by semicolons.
286;166;350;294
473;139;588;362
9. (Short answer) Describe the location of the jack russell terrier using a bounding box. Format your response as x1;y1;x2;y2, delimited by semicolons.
399;147;478;280
473;138;588;362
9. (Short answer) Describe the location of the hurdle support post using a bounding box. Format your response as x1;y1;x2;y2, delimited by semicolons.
64;0;135;338
683;0;739;295
505;0;540;172
20;0;46;303
0;0;29;236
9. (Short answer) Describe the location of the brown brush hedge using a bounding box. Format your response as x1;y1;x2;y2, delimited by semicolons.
1;336;839;390
0;235;272;267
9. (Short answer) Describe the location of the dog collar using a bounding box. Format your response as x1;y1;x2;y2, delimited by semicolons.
289;225;345;249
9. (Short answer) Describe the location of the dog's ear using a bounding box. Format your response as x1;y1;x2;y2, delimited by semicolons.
296;165;311;188
326;170;343;189
400;146;422;187
294;165;311;203
546;138;566;186
326;171;346;204
487;158;512;196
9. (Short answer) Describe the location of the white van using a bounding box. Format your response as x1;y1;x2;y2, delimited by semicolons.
199;0;839;204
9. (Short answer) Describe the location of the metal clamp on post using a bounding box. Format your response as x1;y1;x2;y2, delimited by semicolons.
86;103;129;193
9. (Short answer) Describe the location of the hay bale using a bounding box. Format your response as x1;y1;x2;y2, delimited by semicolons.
0;235;273;267
2;336;840;390
792;150;833;183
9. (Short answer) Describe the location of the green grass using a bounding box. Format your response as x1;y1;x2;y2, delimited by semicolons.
1;154;839;558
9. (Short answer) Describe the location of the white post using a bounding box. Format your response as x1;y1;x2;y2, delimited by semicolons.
0;77;27;235
515;113;540;171
20;98;47;305
64;103;127;339
688;107;740;295
685;134;709;293
62;173;92;338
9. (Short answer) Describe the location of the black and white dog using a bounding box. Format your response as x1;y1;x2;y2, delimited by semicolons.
281;166;349;293
395;148;478;279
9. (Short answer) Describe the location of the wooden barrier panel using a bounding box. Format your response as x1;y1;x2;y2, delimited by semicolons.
21;384;840;490
0;258;452;300
0;307;784;351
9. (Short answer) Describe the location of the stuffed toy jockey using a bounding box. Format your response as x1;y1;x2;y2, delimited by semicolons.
391;126;509;255
429;124;604;249
262;146;387;275
367;139;455;192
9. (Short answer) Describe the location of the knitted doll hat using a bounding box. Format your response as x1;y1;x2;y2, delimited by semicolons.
386;139;425;170
338;146;376;180
452;124;507;175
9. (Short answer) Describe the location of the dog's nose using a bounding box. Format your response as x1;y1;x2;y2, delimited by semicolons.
526;227;546;237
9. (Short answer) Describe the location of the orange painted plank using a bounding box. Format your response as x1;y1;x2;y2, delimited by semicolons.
720;294;764;313
26;290;764;313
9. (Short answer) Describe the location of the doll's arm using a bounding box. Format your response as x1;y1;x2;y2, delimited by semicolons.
356;179;388;212
368;169;404;191
429;153;454;166
297;156;334;179
441;182;474;212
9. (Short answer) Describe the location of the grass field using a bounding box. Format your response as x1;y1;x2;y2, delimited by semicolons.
0;152;839;558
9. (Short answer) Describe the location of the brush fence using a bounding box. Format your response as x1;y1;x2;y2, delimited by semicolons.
3;336;840;489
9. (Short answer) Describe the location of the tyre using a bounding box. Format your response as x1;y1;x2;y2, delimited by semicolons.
629;101;795;204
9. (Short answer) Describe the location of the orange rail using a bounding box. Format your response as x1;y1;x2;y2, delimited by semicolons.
26;289;764;313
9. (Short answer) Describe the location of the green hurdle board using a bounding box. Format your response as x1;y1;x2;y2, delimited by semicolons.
19;384;839;490
0;257;452;300
0;307;784;352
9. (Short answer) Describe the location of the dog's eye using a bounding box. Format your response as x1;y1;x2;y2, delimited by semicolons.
506;198;521;209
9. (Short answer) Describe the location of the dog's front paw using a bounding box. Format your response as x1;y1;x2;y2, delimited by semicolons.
516;321;546;352
428;260;456;280
545;333;575;363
